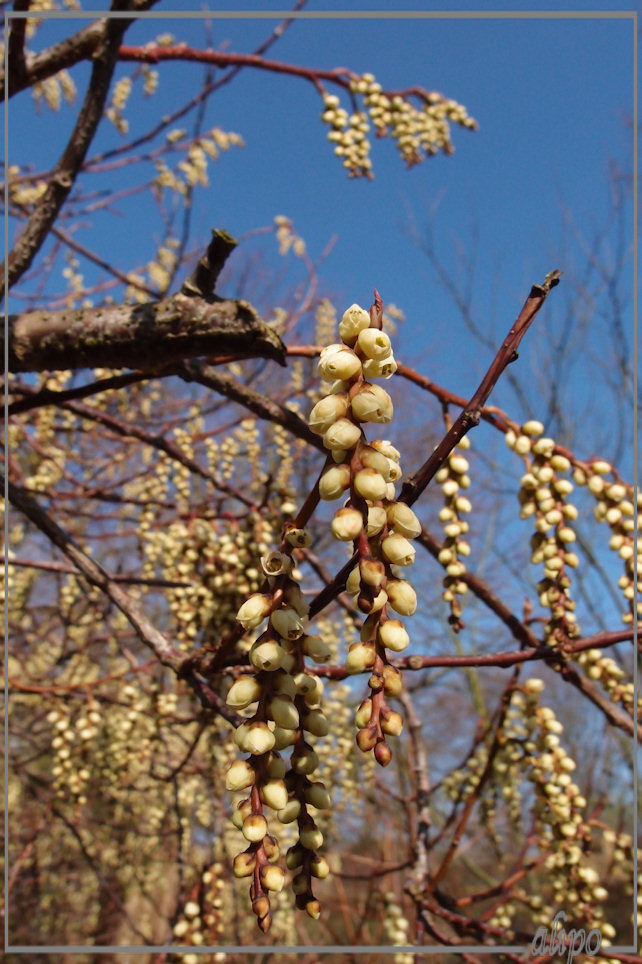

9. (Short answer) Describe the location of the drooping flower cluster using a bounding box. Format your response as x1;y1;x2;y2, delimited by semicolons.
227;540;331;932
309;302;419;767
434;434;473;630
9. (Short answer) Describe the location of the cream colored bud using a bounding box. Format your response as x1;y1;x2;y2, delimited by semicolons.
292;745;319;775
383;664;403;696
346;642;375;673
225;759;255;792
359;443;392;479
268;695;300;729
235;721;276;756
318;344;362;381
323;417;362;451
300;826;324;850
184;901;200;919
271;606;306;640
304;781;331;810
339;303;371;343
354;467;388;501
301;708;329;737
236;593;272;629
233;851;256;878
378;618;410;652
381;710;403;736
308;393;350;434
173;920;189;937
271;672;297;699
261;550;292;576
242;812;268;842
449;454;469;475
386;502;421;538
360;557;386;587
260;864;285;893
355;698;373;728
550;454;571;472
357;327;392;360
272;726;297;750
591;460;612;475
285;525;312;547
523;678;545;694
362;356;397;379
311;855;331;879
249;638;286;672
331;506;364;541
514;435;532;455
302;634;332;663
386;579;417;615
351;383;393;423
381;533;416;566
522;420;544;436
285;845;304;870
278;799;301;823
371;439;401;462
260;778;289;811
226;675;262;710
366;505;388;536
319;462;351;500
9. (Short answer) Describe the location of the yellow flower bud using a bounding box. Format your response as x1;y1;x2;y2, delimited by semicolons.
521;420;544;436
268;694;300;729
311;855;331;879
380;710;403;736
225;759;255;791
360;556;386;587
366;505;388;536
291;745;320;775
357;327;392;360
359;443;392;479
346;642;376;673
318;344;362;381
236;593;272;629
362;355;397;379
319;462;351;500
354;467;388;500
378;618;410;652
308;393;350;434
331;506;364;541
233;850;256;878
304;781;331;810
323;417;362;451
278;799;301;823
260;864;285;893
371;439;400;462
249;638;287;672
355;698;373;728
270;606;306;640
302;634;332;663
386;579;417;615
226;675;263;709
259;778;289;811
381;533;416;566
300;826;324;850
242;813;268;842
286;845;304;870
339;303;371;343
301;708;329;737
235;721;276;756
351;383;393;423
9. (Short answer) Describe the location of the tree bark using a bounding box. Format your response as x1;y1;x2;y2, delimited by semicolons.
6;293;285;372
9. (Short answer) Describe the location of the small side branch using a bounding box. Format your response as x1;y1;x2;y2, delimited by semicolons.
400;270;561;506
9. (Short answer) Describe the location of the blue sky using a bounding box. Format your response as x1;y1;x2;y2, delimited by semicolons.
8;5;635;461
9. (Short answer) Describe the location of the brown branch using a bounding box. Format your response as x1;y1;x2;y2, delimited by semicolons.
6;291;285;372
2;3;152;299
8;371;148;415
399;270;562;506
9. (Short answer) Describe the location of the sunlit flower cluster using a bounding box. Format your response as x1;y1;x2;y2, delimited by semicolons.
434;435;473;630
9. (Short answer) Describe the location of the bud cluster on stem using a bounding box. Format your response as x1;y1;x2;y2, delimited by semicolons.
434;430;473;631
310;296;418;767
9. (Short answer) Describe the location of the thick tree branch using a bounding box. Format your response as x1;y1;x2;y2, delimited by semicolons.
6;291;285;372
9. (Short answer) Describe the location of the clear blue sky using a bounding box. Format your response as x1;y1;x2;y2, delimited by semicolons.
7;1;636;478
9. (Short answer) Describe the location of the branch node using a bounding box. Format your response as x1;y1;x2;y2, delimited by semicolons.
180;228;238;299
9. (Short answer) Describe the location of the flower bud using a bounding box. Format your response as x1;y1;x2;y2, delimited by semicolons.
374;741;392;766
371;439;401;462
346;565;361;596
366;505;388;536
318;344;362;381
270;606;306;640
358;443;392;479
310;855;330;879
260;778;289;811
323;417;362;451
331;506;364;541
386;579;417;615
522;420;544;436
339;303;371;344
225;759;255;792
354;698;373;728
226;675;263;709
278;799;302;823
381;710;403;736
260;864;285;893
236;593;272;629
378;618;410;652
249;638;286;672
260;550;292;577
302;634;332;663
300;826;324;850
272;726;297;750
356;726;378;751
360;557;386;587
286;845;304;870
353;467;388;501
362;356;397;379
291;745;320;775
285;526;312;548
381;534;416;566
235;721;276;756
305;899;321;920
301;708;329;737
233;850;256;878
268;694;300;729
308;393;350;434
304;781;331;810
319;462;351;500
357;327;392;360
242;812;268;842
351;384;393;423
346;642;376;673
386;502;421;538
383;664;403;696
232;797;252;829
